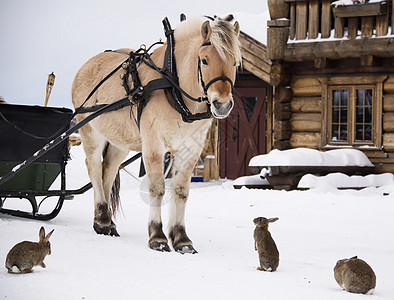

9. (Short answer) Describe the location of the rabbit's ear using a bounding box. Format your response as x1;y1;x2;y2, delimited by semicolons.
269;217;279;223
44;229;54;242
39;226;46;242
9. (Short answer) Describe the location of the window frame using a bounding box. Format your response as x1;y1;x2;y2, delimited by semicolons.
319;75;386;149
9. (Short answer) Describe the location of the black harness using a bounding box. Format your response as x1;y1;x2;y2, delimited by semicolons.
76;17;234;125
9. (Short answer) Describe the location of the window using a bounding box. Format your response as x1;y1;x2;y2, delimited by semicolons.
329;86;374;144
320;76;385;149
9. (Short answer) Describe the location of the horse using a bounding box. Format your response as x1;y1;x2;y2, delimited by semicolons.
71;16;241;253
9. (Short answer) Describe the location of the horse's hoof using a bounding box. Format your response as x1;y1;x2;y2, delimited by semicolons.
93;223;120;237
174;244;198;254
149;241;171;252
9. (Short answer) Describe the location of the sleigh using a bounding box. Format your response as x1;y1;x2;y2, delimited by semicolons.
0;103;141;220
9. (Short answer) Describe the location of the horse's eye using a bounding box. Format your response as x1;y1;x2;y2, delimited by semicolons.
201;59;208;66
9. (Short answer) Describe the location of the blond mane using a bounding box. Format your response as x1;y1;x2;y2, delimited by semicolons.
174;17;242;65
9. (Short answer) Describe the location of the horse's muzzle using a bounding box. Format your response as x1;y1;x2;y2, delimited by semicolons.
211;99;234;119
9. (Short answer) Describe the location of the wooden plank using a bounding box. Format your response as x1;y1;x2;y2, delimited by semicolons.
291;97;321;113
241;51;271;75
376;13;389;36
291;113;321;131
334;17;345;38
290;2;296;40
296;1;308;40
383;94;394;112
321;0;332;38
361;16;374;38
383;113;394;132
347;17;358;40
290;132;321;148
308;0;319;39
291;77;321;97
241;59;271;84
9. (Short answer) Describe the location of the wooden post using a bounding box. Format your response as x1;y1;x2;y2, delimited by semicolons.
334;17;345;38
347;17;358;39
361;16;374;38
376;13;389;36
267;19;290;60
44;72;55;107
321;0;332;38
308;0;320;39
296;1;308;40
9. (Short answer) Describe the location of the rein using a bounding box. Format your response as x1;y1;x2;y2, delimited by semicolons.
76;16;235;125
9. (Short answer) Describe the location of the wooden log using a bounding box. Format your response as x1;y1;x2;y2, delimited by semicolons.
321;0;332;38
275;120;291;132
376;12;388;37
308;0;319;39
384;76;394;94
383;133;394;151
296;1;308;40
277;86;293;103
290;132;321;149
273;140;291;150
334;17;345;38
291;97;321;113
383;113;394;132
242;59;271;84
290;2;296;40
274;102;291;119
361;16;374;38
270;62;292;86
274;130;292;140
291;113;321;132
347;17;358;40
383;94;394;112
291;77;321;97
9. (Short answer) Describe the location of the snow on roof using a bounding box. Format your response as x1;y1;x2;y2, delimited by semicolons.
224;11;270;45
249;148;374;167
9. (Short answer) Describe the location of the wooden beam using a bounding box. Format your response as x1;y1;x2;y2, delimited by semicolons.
291;97;322;113
383;94;394;112
290;132;321;148
361;55;374;67
270;62;292;86
283;38;394;61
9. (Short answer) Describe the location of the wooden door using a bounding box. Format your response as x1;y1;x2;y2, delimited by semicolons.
219;87;267;179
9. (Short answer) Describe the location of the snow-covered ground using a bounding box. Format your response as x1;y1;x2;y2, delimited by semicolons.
1;145;394;299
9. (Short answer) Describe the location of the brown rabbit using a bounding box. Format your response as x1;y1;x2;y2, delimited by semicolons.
334;256;376;294
253;217;279;271
5;226;54;274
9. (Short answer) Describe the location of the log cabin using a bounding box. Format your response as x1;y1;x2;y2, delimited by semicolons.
266;0;394;174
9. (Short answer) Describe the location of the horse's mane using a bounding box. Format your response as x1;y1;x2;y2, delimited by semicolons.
174;17;242;65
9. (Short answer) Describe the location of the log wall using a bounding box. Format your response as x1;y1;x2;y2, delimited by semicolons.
383;76;394;152
289;77;322;149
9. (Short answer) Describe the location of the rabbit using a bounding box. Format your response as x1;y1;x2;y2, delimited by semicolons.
5;226;54;274
334;256;376;294
253;217;279;271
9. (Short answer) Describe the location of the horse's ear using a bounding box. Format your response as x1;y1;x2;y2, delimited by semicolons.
233;21;240;36
201;20;212;42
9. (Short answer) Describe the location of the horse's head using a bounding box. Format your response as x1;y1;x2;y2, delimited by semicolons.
197;19;241;119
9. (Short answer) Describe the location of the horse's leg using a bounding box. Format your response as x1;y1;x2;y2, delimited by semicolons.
79;124;113;235
144;150;170;251
168;156;198;254
100;143;129;236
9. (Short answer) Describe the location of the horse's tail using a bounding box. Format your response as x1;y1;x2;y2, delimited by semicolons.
102;142;121;217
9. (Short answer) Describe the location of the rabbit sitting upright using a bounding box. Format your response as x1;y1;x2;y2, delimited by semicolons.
253;217;279;272
334;256;376;294
6;226;54;274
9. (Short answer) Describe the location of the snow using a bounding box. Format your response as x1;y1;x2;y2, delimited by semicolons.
249;148;374;167
332;0;385;7
1;145;394;299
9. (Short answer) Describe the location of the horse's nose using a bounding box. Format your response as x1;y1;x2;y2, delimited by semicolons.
212;100;222;110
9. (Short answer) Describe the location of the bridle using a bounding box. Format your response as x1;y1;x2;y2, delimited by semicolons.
197;42;234;97
75;16;236;125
